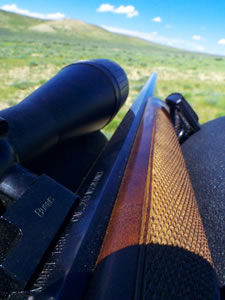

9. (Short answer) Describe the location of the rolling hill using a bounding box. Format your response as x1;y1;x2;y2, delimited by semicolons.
0;9;180;52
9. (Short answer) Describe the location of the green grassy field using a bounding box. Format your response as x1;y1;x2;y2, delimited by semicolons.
0;9;225;137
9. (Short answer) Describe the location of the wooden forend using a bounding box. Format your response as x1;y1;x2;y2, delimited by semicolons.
85;98;219;300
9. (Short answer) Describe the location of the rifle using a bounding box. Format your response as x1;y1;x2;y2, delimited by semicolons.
0;59;223;299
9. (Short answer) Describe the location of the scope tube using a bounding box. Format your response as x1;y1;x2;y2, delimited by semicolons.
0;59;129;163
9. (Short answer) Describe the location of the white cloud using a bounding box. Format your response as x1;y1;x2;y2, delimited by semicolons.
97;4;139;18
218;38;225;45
0;4;65;20
152;17;162;23
192;35;202;41
97;4;114;12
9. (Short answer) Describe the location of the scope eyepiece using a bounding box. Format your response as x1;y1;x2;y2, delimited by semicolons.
0;59;129;162
64;59;129;122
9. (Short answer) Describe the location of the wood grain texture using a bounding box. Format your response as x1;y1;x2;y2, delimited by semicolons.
96;98;156;262
97;100;212;264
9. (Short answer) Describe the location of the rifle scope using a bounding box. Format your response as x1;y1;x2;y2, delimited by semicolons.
0;59;128;163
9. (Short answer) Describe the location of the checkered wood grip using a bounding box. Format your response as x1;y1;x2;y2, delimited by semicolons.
142;108;219;299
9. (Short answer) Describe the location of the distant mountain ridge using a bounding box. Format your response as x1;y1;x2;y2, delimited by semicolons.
0;9;176;51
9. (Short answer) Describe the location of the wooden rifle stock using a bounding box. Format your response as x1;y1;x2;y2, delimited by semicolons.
85;97;219;299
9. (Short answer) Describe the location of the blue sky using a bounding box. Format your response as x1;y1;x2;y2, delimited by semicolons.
0;1;225;56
